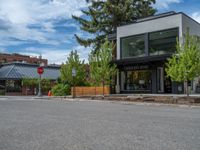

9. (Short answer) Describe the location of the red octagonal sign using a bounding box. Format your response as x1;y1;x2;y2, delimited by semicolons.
37;67;44;75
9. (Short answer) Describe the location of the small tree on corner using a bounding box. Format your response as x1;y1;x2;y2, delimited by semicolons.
165;29;200;96
89;40;118;96
60;50;86;86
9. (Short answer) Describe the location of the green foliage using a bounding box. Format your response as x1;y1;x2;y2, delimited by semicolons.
22;78;38;87
0;90;5;95
56;77;62;84
51;84;70;96
73;0;156;51
60;50;86;86
89;39;118;86
41;79;51;92
166;29;200;95
22;78;51;92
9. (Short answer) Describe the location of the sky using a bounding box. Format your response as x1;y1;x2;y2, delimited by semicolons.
0;0;200;64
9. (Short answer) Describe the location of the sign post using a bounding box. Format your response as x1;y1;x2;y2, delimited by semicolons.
37;67;44;97
72;68;76;99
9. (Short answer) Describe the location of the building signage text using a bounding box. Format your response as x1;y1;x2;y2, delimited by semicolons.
123;65;149;71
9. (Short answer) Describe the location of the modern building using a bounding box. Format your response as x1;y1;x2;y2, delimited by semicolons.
0;53;48;66
0;62;60;95
112;12;200;94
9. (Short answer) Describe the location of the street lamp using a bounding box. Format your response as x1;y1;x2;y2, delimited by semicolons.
72;68;76;98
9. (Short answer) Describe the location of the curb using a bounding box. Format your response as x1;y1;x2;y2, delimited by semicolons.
43;97;200;108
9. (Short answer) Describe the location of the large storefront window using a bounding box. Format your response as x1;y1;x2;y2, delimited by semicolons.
121;34;145;59
149;28;178;56
121;70;151;92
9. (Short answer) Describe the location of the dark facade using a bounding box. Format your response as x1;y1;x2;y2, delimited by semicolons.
113;12;200;94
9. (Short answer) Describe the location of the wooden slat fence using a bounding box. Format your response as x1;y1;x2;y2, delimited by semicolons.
71;86;110;96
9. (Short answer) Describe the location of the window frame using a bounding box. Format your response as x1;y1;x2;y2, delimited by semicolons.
120;33;146;59
148;27;179;56
120;27;179;59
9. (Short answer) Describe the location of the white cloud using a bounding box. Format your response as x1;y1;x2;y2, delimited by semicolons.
20;49;69;64
0;0;87;24
0;48;7;53
192;12;200;23
20;45;91;64
154;0;182;9
0;0;87;45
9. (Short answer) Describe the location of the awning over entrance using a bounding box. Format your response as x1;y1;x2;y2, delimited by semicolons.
113;54;171;67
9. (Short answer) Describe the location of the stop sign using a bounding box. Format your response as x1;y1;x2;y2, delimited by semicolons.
37;67;44;75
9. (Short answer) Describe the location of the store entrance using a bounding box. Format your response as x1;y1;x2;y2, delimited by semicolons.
123;70;152;92
156;67;172;93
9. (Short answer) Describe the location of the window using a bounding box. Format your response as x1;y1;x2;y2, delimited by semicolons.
149;28;178;56
122;70;151;91
6;80;22;92
121;34;145;59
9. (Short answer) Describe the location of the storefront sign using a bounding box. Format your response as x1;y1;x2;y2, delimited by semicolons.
123;65;149;71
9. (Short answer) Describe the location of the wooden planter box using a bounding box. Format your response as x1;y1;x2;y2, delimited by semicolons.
71;86;110;97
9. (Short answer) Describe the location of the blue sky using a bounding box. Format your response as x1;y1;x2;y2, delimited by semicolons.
0;0;200;64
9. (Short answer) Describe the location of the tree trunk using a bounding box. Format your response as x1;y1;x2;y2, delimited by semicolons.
184;80;189;97
102;81;105;97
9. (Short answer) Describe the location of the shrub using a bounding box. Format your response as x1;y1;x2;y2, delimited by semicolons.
22;78;52;93
0;90;5;95
22;78;38;87
51;84;70;96
41;79;51;92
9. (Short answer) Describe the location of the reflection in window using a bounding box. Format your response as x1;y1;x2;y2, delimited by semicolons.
149;28;178;56
123;70;151;91
6;80;22;92
121;34;145;59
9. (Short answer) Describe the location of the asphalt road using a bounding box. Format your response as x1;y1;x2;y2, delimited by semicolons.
0;97;200;150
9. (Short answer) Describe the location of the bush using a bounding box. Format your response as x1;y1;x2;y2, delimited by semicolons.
51;84;70;96
41;79;51;92
0;90;5;95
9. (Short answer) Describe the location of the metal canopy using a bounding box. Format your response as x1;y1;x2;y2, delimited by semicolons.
113;54;171;67
0;63;60;80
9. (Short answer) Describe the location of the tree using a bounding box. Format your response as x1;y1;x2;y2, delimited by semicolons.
89;39;118;95
165;30;200;96
60;50;86;86
73;0;156;51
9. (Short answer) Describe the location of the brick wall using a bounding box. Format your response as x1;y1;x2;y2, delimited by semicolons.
0;53;48;65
